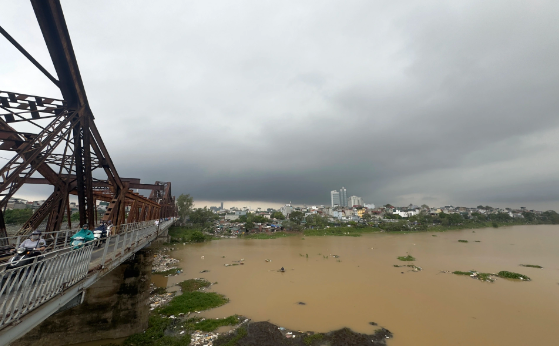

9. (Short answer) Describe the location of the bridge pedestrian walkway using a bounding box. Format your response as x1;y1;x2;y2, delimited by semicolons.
0;218;175;345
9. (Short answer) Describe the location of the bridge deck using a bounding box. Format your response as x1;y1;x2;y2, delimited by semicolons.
0;218;175;345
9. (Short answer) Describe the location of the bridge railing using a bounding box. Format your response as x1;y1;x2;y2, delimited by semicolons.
0;220;160;262
0;218;175;330
0;243;94;327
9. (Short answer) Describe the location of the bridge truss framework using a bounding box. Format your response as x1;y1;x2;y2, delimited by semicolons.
0;0;177;239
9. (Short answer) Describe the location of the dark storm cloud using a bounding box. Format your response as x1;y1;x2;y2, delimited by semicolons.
2;0;559;209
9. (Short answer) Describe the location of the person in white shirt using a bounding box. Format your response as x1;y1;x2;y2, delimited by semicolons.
14;231;46;251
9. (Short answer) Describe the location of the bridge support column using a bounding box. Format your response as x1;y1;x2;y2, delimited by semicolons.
12;249;153;346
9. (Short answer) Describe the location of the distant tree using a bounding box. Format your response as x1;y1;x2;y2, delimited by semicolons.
384;204;394;208
361;213;372;221
282;219;302;231
4;209;33;224
289;211;305;225
71;212;80;221
245;220;255;230
177;194;194;220
421;204;429;209
305;214;328;228
543;210;559;224
477;205;484;209
270;211;285;220
189;207;218;226
190;231;206;242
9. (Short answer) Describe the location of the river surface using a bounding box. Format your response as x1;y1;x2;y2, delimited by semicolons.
154;225;559;345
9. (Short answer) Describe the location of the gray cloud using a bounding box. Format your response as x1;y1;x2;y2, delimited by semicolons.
2;0;559;209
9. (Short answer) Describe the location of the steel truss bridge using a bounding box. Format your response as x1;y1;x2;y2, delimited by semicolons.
0;1;178;344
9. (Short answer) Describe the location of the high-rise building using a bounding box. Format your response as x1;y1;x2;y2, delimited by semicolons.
348;196;363;207
331;190;340;207
281;203;293;216
220;202;224;210
340;187;347;207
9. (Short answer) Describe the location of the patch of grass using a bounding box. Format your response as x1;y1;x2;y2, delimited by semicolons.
178;279;211;292
452;270;495;282
432;235;437;237
458;240;468;243
397;255;416;261
453;271;472;275
242;232;294;239
498;271;531;281
122;314;190;346
304;333;324;345
183;315;239;332
520;264;543;268
153;268;181;276
159;291;228;316
304;227;380;237
168;226;213;243
475;240;481;242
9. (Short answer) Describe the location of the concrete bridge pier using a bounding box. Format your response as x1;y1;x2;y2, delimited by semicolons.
11;249;153;346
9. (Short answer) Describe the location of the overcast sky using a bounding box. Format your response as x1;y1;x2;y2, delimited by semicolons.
2;0;559;210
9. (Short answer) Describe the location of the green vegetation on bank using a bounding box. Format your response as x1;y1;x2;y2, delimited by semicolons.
304;333;324;345
183;315;239;332
122;314;190;346
178;279;211;292
241;231;294;239
397;255;416;261
159;291;229;316
169;226;212;243
303;226;380;237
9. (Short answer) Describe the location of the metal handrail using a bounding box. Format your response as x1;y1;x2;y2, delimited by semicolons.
0;220;158;255
0;218;175;330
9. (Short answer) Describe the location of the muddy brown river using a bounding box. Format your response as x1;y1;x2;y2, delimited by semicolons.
156;225;559;346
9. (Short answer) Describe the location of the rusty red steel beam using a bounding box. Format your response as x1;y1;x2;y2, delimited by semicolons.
24;177;164;191
0;0;176;239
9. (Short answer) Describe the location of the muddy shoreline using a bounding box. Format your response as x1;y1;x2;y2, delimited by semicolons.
149;246;394;346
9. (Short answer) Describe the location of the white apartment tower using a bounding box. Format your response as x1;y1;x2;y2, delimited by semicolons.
340;187;347;207
348;196;363;207
331;190;341;207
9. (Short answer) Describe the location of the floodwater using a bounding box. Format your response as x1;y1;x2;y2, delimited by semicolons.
162;225;559;346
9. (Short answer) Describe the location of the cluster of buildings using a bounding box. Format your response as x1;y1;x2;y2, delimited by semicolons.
6;198;110;215
207;202;541;235
330;187;373;208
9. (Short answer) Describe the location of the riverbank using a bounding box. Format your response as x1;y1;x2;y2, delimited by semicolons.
168;218;558;243
235;220;548;239
119;247;394;346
